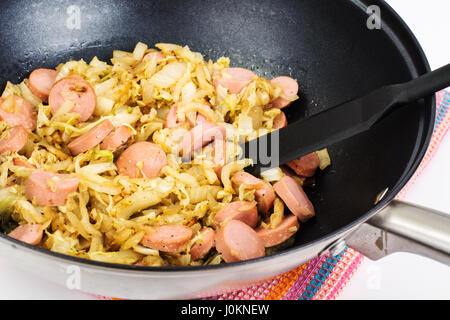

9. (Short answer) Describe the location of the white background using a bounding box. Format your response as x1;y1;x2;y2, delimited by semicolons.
0;0;449;300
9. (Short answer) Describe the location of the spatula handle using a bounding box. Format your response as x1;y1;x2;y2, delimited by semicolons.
399;63;450;103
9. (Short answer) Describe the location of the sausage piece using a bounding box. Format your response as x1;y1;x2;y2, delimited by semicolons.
13;157;36;169
164;105;182;129
49;76;96;122
273;176;314;222
100;125;132;152
286;152;320;177
273;111;287;130
25;170;80;206
116;142;167;178
255;215;299;247
8;224;43;245
67;120;114;155
280;165;306;185
231;172;275;214
215;220;265;263
271;76;299;109
190;227;215;261
213;67;255;94
27;68;58;103
141;225;193;253
0;126;28;154
213;201;258;228
179;121;226;159
213;137;227;179
0;95;37;131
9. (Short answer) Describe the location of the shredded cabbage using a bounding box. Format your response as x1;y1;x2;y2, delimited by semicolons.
0;41;329;267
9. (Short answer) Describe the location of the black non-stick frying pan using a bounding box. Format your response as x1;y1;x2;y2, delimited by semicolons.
0;0;447;299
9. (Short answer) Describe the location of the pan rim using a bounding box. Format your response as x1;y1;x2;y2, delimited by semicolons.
0;0;436;273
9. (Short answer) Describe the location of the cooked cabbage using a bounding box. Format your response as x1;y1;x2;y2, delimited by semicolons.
0;41;329;267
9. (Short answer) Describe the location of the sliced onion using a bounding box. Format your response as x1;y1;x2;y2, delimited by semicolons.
133;42;148;61
150;62;186;88
316;148;331;170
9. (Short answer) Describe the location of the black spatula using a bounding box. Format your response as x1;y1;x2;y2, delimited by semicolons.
243;63;450;176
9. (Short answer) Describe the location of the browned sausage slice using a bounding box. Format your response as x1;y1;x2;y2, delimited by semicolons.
213;201;258;228
231;171;275;214
255;215;299;247
141;225;193;253
27;68;58;103
100;125;132;152
49;76;96;122
286;152;320;177
8;224;43;245
0;126;28;154
215;220;265;263
25;170;80;206
213;67;255;94
273;111;287;130
190;227;215;261
0;95;37;131
67;120;114;155
273;176;314;222
116;142;168;178
271;76;299;109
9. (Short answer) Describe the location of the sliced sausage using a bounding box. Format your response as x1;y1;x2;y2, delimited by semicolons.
13;157;36;169
273;111;287;130
271;76;299;109
27;68;58;103
0;126;28;154
213;137;227;179
141;225;192;253
273;176;314;222
0;95;37;131
215;220;265;263
231;171;275;214
25;170;80;206
213;67;255;94
286;152;320;177
255;215;299;247
49;76;96;122
195;113;208;125
143;51;164;62
68;120;114;156
164;105;181;129
213;201;258;228
8;224;43;246
100;125;132;152
190;227;215;261
179;121;226;159
116;141;168;178
280;165;306;185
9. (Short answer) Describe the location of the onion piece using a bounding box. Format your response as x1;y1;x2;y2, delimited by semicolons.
133;42;148;61
150;62;186;88
316;148;331;170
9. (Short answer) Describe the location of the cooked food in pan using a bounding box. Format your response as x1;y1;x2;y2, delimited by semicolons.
0;42;330;266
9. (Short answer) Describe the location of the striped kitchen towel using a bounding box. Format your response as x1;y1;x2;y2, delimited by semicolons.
205;91;450;300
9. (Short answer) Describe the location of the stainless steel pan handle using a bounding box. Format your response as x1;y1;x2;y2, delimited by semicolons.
346;200;450;265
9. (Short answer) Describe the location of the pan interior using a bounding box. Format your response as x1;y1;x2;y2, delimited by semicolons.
0;0;432;263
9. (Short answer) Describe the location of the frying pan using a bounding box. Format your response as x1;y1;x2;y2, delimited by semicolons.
0;0;448;299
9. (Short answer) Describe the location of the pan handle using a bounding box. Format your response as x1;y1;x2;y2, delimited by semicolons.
345;200;450;265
